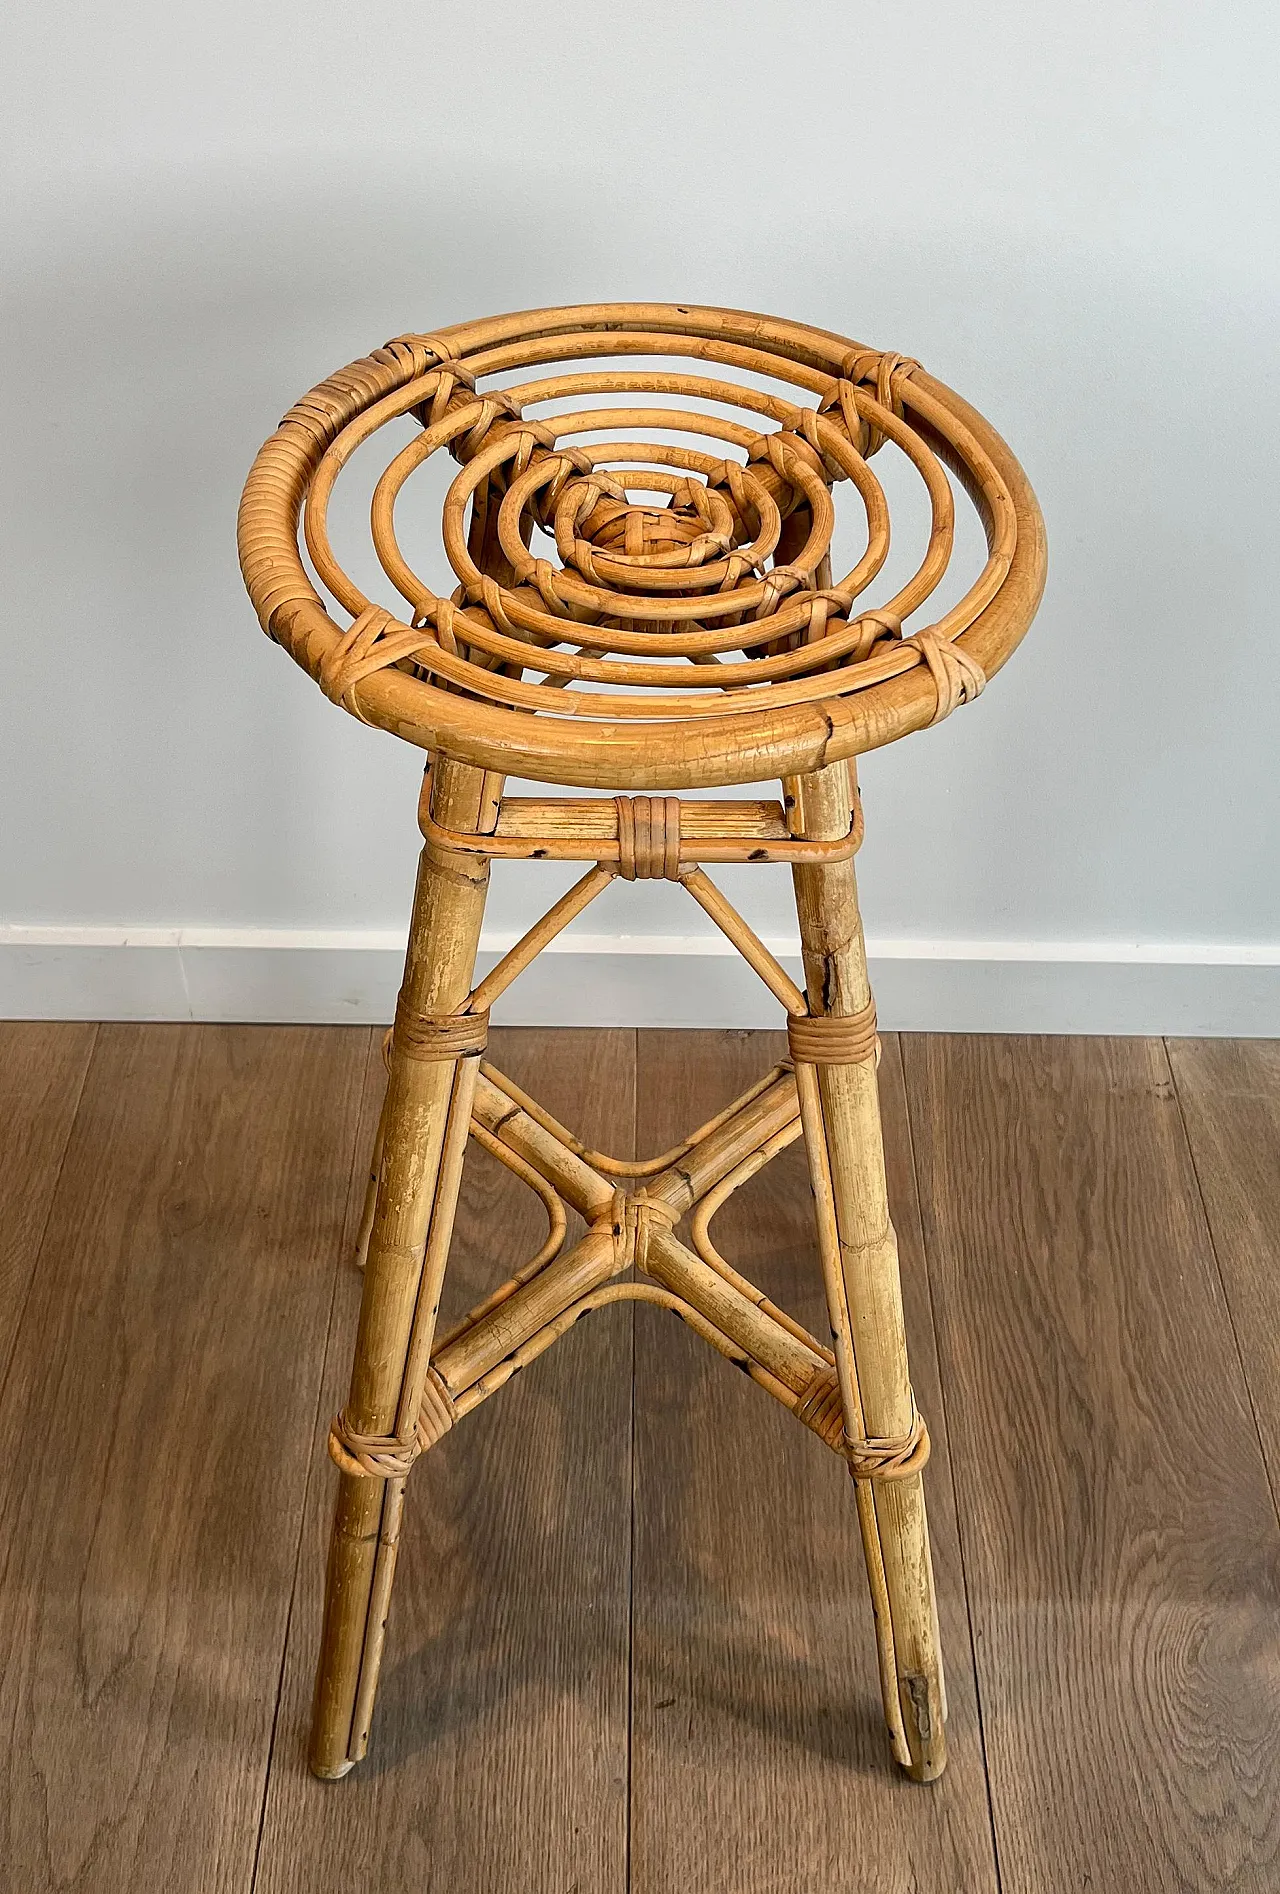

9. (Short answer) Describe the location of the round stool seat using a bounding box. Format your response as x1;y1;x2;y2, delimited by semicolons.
238;303;1046;790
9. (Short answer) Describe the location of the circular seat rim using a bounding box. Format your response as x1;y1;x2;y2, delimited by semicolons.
237;301;1048;792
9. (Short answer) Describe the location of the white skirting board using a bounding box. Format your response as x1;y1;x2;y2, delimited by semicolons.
1;927;1277;1035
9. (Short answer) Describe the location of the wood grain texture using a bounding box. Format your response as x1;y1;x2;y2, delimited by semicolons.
4;1023;1274;1893
631;1029;999;1893
0;1023;369;1894
904;1034;1280;1893
0;1022;96;1377
254;1027;636;1894
1168;1039;1280;1504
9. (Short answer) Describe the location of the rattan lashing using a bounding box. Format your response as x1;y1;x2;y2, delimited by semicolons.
238;304;1045;1792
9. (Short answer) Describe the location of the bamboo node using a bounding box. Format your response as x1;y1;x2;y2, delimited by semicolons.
392;996;488;1062
328;1367;457;1480
787;1000;878;1067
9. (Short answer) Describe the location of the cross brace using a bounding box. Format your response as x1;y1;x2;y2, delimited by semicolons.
439;1059;841;1436
342;1054;926;1485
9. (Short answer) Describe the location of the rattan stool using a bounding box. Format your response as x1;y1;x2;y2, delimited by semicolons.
238;302;1045;1785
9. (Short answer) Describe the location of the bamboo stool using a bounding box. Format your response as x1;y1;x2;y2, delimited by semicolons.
238;303;1045;1785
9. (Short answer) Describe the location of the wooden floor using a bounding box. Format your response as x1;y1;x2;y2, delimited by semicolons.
0;1025;1277;1892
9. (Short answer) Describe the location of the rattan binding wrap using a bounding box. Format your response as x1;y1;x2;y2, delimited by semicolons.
795;1364;930;1478
329;1367;457;1480
391;998;488;1062
787;1000;879;1066
615;796;681;879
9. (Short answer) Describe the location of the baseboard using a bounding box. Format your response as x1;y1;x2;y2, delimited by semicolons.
2;926;1277;1034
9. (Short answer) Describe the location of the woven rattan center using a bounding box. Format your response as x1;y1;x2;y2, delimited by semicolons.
576;496;716;564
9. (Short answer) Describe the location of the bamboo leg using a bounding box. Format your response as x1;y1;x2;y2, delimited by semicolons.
789;759;947;1783
310;756;494;1779
352;1108;384;1269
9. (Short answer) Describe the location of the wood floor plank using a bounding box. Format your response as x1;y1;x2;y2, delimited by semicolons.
0;1023;370;1894
904;1034;1280;1893
0;1023;96;1379
631;1029;999;1894
1168;1039;1280;1503
255;1027;635;1894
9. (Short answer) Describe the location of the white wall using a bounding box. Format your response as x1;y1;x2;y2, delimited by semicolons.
2;2;1277;1030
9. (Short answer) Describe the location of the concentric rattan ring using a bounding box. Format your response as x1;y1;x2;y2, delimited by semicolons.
238;303;1046;788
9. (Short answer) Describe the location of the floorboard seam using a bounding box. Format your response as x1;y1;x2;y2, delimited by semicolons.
898;1033;1005;1894
1164;1036;1280;1535
249;1026;379;1892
